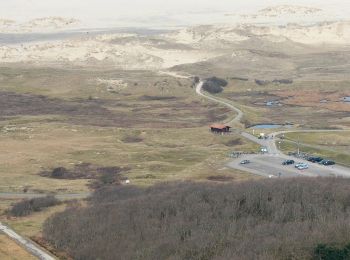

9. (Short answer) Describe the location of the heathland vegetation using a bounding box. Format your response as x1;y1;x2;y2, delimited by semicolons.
44;178;350;260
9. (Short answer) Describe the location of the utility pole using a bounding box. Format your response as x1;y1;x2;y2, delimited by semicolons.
297;135;300;155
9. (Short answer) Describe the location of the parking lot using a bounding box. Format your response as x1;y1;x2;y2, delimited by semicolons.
228;154;350;178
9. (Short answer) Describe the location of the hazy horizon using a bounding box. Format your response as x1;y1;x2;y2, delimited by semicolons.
1;0;350;28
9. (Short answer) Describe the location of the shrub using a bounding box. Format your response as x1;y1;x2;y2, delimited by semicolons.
139;95;177;101
9;196;59;217
40;163;126;182
314;243;350;260
202;77;228;94
272;79;293;84
121;136;143;143
225;138;243;147
43;178;350;260
202;82;223;93
255;79;270;86
230;77;249;81
51;167;69;179
209;76;228;87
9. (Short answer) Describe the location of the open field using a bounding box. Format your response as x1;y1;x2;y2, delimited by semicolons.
1;5;350;259
0;66;260;251
0;67;232;128
0;67;259;194
0;234;36;260
0;121;258;193
216;79;350;129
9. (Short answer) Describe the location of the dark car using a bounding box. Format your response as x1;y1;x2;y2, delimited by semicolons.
307;156;323;163
282;160;295;165
320;160;335;166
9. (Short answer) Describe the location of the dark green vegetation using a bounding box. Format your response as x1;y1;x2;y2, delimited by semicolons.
202;77;228;94
39;163;128;189
314;243;350;260
44;178;350;260
9;196;59;217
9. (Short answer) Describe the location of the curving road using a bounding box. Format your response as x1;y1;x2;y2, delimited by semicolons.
196;81;243;125
195;81;350;178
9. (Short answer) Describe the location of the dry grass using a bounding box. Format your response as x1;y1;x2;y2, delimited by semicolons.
0;66;260;193
2;203;67;237
0;234;36;260
279;131;350;166
0;121;258;193
217;79;350;128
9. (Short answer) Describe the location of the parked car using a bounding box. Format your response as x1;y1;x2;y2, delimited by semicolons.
240;160;251;165
307;156;323;163
319;160;335;166
260;146;268;153
295;163;309;170
282;160;295;165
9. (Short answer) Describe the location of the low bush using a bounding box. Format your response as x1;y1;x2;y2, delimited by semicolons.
39;163;125;180
139;95;177;101
272;79;293;84
225;138;243;147
9;196;59;217
314;243;350;260
121;136;143;143
230;77;249;81
202;77;228;94
255;79;270;86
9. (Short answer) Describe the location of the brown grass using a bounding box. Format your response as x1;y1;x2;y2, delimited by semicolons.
217;79;350;128
0;234;36;260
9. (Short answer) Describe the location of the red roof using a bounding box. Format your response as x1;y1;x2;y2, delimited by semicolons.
210;124;231;129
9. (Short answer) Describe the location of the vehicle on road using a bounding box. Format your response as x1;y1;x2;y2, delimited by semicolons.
319;160;335;166
307;156;323;163
260;146;268;153
240;160;251;165
295;163;309;170
282;160;295;165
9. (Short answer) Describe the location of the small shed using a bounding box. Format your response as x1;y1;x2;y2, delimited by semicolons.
210;124;231;134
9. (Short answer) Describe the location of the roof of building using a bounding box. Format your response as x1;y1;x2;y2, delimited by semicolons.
210;124;231;129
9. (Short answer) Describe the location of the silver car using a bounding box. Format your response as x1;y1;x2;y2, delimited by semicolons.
295;163;309;170
240;160;251;165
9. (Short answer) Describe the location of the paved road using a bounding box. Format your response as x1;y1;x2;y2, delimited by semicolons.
0;222;55;260
0;192;90;200
195;81;350;177
196;81;243;125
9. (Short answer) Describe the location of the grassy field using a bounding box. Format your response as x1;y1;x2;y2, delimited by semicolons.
217;79;350;129
0;121;258;193
0;67;262;194
278;131;350;166
0;234;36;260
0;66;262;249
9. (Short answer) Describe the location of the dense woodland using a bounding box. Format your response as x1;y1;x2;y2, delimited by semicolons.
44;178;350;260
